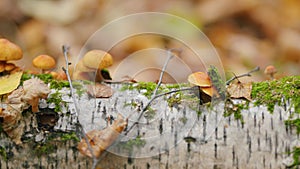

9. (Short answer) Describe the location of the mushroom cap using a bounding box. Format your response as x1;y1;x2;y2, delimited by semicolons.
76;59;95;72
0;61;4;72
200;86;219;97
0;39;23;61
82;50;113;70
32;54;56;70
264;65;277;75
188;72;211;87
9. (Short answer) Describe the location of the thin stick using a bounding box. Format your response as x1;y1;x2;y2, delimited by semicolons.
226;66;260;85
61;46;99;168
125;49;182;135
152;50;174;97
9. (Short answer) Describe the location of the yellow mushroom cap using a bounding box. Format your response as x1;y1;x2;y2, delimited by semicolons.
0;38;23;61
32;54;56;70
76;59;95;72
188;72;212;87
200;86;219;97
82;50;113;70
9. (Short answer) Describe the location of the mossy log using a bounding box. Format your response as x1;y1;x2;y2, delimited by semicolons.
0;82;299;169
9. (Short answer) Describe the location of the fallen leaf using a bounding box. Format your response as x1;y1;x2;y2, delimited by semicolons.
0;71;23;95
86;83;113;98
227;81;252;100
77;114;127;158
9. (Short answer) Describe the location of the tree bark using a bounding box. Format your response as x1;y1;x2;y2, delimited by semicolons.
0;83;298;169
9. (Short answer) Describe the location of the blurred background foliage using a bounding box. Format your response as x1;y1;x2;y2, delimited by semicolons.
0;0;299;82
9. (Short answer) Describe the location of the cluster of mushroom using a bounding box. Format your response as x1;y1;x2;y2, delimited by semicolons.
0;39;23;75
73;50;113;81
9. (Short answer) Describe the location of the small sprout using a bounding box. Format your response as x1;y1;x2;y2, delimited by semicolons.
264;65;277;79
32;54;56;73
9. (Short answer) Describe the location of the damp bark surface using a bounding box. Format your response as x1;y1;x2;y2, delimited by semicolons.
0;83;299;169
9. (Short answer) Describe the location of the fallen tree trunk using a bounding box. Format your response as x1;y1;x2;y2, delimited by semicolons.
0;82;299;169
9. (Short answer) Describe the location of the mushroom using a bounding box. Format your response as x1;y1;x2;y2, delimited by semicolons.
188;71;219;103
32;54;56;73
73;50;113;81
82;50;113;70
0;38;23;74
264;65;277;79
187;72;211;87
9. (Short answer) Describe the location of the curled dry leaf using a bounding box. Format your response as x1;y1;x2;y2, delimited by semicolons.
227;81;252;101
77;114;127;158
22;78;51;112
86;83;113;98
0;71;23;95
0;78;50;144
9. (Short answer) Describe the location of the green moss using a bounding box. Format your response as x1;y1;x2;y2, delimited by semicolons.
59;132;80;142
207;66;226;99
179;116;188;124
287;146;300;168
72;81;86;97
36;73;53;84
144;107;156;120
49;80;69;90
285;119;300;134
0;146;7;161
32;131;79;156
167;93;182;107
224;100;249;124
34;143;56;156
47;91;65;112
251;76;300;113
20;72;32;85
119;136;146;151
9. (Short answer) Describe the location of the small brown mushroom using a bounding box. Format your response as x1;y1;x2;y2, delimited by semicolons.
188;72;212;87
73;50;113;81
0;61;5;72
0;38;23;61
264;65;277;79
82;50;113;70
32;54;56;73
4;63;16;71
188;71;219;103
0;39;23;75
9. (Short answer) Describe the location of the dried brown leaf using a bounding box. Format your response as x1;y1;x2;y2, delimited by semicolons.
86;83;113;98
227;81;252;101
77;114;127;158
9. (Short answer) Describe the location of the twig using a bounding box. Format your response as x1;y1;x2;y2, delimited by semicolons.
226;66;260;85
152;50;174;97
61;46;99;168
125;49;183;135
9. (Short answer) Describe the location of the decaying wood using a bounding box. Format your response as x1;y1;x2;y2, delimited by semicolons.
0;83;298;169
